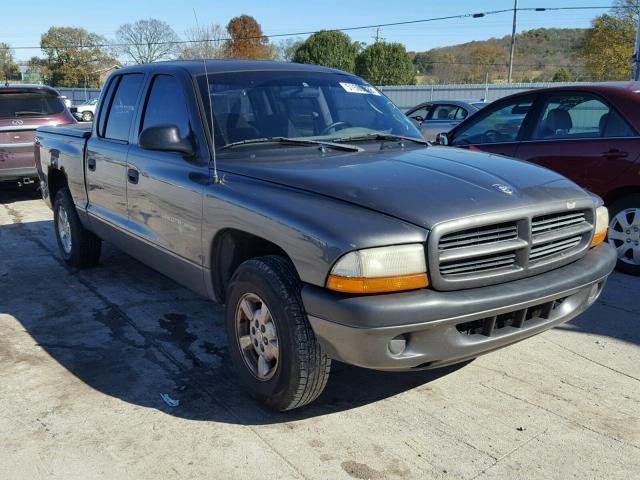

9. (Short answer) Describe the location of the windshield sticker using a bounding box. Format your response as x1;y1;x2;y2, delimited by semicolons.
339;82;381;96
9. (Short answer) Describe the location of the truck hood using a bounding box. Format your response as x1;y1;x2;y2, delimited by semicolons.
219;146;590;229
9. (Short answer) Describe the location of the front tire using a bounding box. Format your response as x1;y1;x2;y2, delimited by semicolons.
81;111;94;122
53;188;102;268
607;195;640;276
225;256;331;411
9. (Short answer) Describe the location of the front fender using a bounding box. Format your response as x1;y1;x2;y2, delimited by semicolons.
202;173;428;287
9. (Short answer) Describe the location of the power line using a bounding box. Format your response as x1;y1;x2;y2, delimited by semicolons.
0;5;636;52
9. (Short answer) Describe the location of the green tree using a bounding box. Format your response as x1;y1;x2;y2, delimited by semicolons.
412;51;435;75
224;15;272;59
467;45;505;83
552;68;573;82
40;27;116;87
0;43;21;82
293;31;360;72
581;5;637;81
355;42;415;85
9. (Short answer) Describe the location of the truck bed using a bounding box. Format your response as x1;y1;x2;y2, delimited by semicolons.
37;123;92;139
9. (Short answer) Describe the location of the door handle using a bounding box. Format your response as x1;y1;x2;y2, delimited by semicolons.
600;149;628;159
87;158;96;171
127;168;139;184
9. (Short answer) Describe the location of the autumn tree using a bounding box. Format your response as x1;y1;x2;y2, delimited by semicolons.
293;31;360;72
115;18;180;64
179;23;227;60
355;42;415;85
40;27;116;87
0;43;20;81
467;45;505;83
223;15;272;59
581;11;636;80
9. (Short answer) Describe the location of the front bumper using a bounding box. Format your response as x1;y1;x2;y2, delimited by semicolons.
302;243;617;371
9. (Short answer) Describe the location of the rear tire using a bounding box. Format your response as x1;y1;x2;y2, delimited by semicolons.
53;188;101;268
225;255;331;411
607;194;640;276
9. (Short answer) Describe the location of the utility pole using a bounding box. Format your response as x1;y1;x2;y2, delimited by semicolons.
508;0;518;83
633;12;640;81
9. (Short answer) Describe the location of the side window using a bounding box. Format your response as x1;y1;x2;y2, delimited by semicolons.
431;105;458;121
96;76;117;137
452;97;533;145
454;108;468;120
531;93;635;140
408;106;429;122
103;74;144;142
141;75;190;138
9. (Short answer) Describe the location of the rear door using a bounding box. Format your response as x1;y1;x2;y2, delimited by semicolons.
125;73;208;274
514;91;640;196
449;94;537;158
85;73;144;227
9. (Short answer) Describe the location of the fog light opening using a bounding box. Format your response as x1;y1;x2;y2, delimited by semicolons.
587;282;603;305
388;334;408;356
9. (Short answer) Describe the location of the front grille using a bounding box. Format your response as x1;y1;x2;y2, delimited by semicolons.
439;222;517;250
456;297;567;336
432;207;593;289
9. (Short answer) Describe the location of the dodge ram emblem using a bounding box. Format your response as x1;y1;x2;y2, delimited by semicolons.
11;119;24;126
492;183;514;195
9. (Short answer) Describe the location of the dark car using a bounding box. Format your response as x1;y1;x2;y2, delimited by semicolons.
0;84;76;185
406;100;489;140
437;83;640;275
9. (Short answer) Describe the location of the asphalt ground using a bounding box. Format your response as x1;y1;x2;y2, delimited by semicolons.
1;185;638;480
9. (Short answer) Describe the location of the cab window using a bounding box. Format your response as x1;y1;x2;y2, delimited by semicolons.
103;74;144;142
141;75;190;138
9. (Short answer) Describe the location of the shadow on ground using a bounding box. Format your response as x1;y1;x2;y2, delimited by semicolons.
1;185;638;426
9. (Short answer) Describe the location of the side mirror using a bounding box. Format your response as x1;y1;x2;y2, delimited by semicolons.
412;115;424;124
139;125;194;156
436;132;450;146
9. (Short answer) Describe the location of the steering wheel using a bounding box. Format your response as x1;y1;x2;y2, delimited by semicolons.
320;121;352;135
482;129;501;143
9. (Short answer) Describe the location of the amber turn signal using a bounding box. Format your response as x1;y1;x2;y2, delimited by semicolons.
327;273;429;294
591;229;607;247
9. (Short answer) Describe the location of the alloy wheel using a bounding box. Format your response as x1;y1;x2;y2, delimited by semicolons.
608;207;640;266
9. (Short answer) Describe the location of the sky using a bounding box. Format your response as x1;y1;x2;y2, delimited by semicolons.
4;0;619;62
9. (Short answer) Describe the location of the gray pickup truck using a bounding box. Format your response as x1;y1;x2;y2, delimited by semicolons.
35;60;616;411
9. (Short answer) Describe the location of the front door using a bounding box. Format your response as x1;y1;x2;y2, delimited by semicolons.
125;73;208;292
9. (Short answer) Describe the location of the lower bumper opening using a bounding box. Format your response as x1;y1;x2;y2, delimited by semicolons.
455;297;569;337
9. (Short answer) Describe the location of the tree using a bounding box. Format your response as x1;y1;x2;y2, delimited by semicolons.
40;27;117;87
179;23;227;60
581;14;635;80
412;51;435;75
275;38;303;62
467;45;505;83
115;18;179;64
293;31;360;72
552;68;574;82
355;42;415;85
23;56;47;83
0;43;20;82
223;15;272;59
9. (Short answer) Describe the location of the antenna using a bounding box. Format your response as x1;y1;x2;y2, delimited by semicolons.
193;8;220;184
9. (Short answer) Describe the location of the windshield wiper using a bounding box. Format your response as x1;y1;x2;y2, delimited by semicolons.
221;136;362;152
333;133;430;146
14;111;45;116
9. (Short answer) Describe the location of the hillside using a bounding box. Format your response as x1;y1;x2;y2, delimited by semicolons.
411;28;588;84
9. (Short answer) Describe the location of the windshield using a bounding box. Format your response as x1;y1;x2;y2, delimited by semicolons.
196;71;421;148
0;92;65;118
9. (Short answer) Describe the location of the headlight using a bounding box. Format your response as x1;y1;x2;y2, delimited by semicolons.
591;206;609;247
326;244;428;294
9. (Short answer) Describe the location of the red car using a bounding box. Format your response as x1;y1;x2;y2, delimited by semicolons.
439;83;640;275
0;84;76;186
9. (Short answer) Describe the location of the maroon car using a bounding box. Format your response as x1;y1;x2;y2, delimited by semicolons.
438;82;640;275
0;84;76;185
